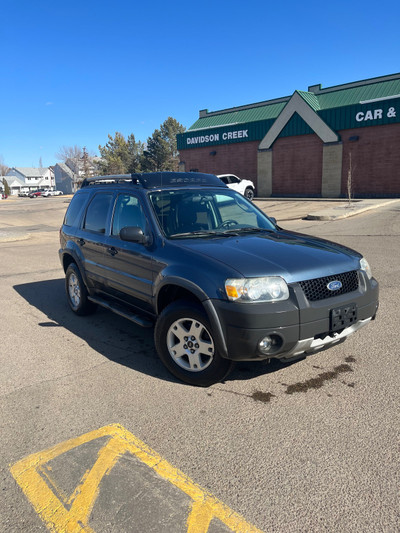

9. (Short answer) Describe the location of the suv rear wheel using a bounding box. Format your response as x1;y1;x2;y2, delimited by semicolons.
65;263;97;316
154;300;234;386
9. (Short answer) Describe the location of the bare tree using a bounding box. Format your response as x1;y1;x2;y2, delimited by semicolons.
39;156;43;168
55;145;83;162
0;155;9;176
347;152;356;206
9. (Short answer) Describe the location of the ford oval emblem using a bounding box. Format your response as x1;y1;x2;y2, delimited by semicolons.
327;280;342;291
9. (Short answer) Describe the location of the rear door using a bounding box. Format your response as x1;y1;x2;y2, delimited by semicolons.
74;191;114;288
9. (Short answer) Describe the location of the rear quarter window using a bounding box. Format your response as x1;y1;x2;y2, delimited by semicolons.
64;193;89;227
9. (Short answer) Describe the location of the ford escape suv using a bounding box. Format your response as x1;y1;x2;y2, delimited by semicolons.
59;172;379;386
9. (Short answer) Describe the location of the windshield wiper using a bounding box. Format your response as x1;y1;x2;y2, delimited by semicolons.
222;227;275;235
169;230;233;238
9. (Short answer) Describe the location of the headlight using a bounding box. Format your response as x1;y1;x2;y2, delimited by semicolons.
360;257;372;279
225;277;289;302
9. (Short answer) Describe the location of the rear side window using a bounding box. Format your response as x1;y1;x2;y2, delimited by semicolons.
64;193;88;227
83;193;114;233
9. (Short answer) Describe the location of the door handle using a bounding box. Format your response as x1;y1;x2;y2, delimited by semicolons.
78;238;85;246
107;247;118;256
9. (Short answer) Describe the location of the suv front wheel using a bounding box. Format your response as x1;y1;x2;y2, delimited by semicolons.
154;300;234;386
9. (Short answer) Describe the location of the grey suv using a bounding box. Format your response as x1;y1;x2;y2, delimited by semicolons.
59;172;379;386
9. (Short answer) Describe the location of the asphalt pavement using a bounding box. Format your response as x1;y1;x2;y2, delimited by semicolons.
1;196;399;532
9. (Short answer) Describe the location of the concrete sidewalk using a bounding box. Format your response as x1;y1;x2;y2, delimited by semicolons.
255;198;400;221
306;198;400;220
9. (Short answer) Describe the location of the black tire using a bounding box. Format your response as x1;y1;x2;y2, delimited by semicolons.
65;263;97;316
244;187;254;201
154;300;234;386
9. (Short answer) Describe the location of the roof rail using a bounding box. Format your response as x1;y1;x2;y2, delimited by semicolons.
81;174;142;188
80;172;226;190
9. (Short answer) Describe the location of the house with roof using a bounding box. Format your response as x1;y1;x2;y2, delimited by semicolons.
177;73;400;197
5;167;55;194
53;162;76;194
54;156;100;194
2;175;25;195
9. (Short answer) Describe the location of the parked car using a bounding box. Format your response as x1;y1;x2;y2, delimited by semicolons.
18;191;30;197
217;174;255;200
29;189;46;198
43;190;64;197
59;172;379;386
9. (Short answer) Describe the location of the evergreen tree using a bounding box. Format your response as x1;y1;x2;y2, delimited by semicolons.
142;117;185;172
2;178;10;196
98;132;144;175
127;134;145;173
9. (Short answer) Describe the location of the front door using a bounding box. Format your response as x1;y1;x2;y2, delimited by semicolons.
103;193;154;313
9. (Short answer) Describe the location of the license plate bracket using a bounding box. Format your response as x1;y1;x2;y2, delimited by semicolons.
330;303;357;332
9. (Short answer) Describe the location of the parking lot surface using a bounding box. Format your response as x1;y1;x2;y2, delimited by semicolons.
1;196;399;532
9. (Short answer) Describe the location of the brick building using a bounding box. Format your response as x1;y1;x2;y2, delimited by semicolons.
177;73;400;197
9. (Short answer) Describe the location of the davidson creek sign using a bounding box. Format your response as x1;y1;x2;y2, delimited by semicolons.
186;129;249;145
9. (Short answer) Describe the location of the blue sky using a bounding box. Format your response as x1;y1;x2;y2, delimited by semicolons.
1;0;399;169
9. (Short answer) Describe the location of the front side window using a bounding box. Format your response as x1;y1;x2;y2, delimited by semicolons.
83;193;113;233
111;194;146;236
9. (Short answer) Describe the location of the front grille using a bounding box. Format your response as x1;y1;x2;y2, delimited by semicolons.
299;271;359;301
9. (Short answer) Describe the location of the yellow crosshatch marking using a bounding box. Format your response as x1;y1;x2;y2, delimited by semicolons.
10;424;263;533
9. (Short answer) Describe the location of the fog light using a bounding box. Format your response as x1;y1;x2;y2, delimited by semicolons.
259;336;273;354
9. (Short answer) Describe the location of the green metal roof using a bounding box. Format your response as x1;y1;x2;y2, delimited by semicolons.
188;73;400;130
316;79;400;109
297;91;320;111
188;101;288;130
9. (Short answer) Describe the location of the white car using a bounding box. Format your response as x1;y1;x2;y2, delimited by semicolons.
43;190;64;197
217;174;255;201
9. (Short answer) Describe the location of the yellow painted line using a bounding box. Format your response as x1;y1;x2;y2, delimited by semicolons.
10;423;264;533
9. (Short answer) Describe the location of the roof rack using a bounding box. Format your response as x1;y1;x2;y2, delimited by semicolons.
81;172;226;190
81;174;140;188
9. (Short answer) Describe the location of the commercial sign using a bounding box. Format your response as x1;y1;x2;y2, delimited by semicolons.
355;106;397;122
186;129;249;145
177;120;275;150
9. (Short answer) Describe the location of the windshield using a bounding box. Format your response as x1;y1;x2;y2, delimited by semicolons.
149;189;276;238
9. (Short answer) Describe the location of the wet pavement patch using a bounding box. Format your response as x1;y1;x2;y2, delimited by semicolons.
251;391;275;403
285;364;353;395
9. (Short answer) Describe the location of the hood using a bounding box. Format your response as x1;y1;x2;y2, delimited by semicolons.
176;230;361;283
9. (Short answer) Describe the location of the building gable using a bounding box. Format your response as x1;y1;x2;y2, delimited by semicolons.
259;91;339;149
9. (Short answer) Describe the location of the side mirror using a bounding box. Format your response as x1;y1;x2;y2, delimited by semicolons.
120;226;149;245
269;217;277;225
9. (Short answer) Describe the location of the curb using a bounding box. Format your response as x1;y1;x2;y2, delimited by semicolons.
306;199;400;221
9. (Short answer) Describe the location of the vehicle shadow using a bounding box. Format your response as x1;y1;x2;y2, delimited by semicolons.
14;278;289;386
14;278;178;384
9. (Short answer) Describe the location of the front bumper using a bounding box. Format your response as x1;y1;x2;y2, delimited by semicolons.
208;272;379;362
276;317;372;362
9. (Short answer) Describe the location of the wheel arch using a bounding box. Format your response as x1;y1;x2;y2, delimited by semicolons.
156;280;228;358
156;281;205;315
61;250;91;292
